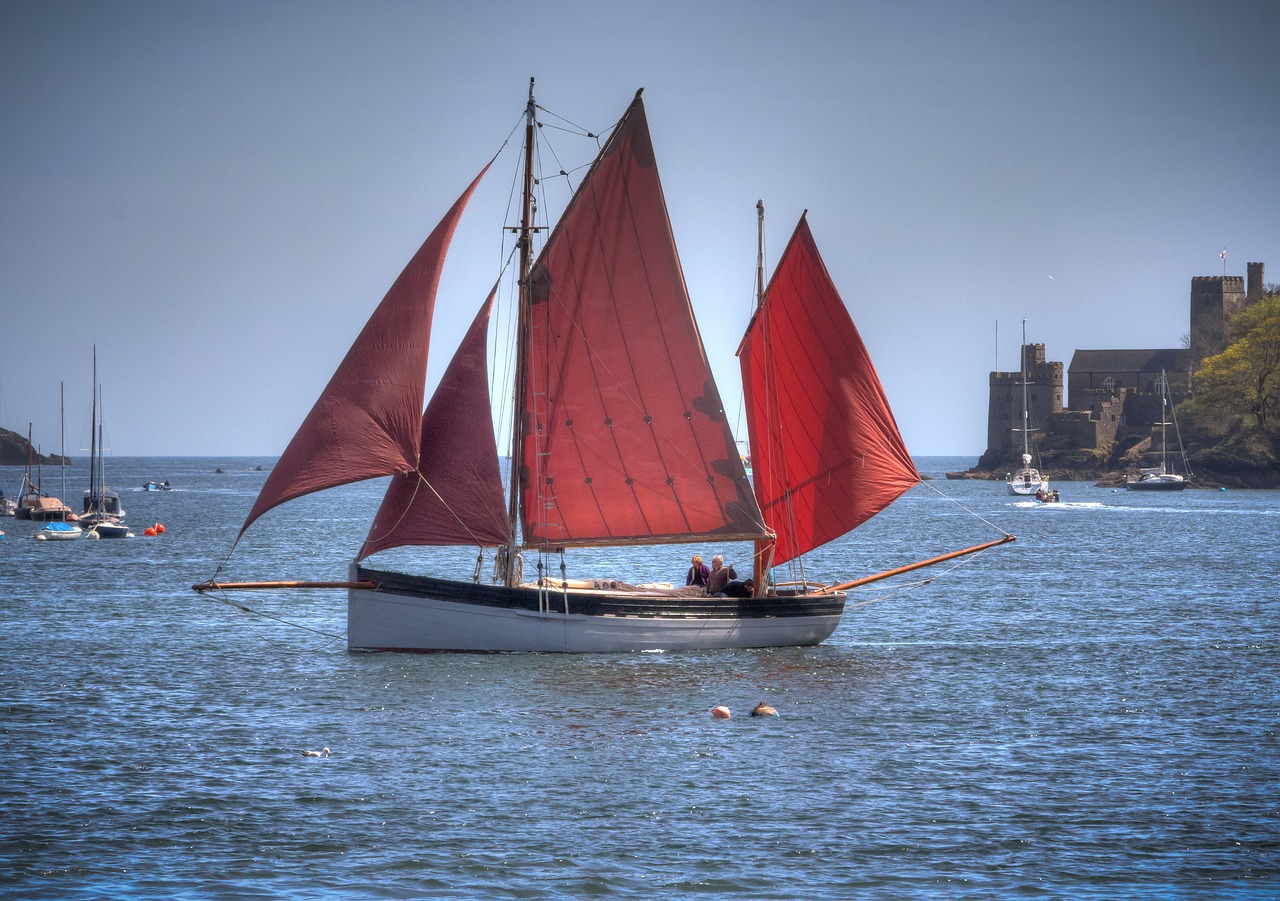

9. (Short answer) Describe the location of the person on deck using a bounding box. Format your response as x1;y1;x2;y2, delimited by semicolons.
685;555;710;588
706;555;738;596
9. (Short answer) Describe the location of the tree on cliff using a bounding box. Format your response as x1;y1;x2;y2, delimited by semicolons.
1189;290;1280;447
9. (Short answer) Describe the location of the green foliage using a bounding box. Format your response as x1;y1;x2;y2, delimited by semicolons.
1190;293;1280;446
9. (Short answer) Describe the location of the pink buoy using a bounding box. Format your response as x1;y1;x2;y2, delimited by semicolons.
711;705;731;719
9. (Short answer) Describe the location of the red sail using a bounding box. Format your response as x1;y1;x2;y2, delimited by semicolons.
739;215;919;566
519;95;765;548
240;165;490;538
358;289;511;559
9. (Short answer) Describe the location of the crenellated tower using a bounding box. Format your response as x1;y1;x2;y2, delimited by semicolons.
1189;275;1247;367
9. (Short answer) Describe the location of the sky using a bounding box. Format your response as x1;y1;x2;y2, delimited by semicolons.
2;0;1277;459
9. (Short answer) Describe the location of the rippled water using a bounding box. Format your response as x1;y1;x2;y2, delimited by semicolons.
2;457;1276;898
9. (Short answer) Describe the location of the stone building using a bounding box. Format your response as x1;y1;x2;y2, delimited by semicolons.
981;262;1266;461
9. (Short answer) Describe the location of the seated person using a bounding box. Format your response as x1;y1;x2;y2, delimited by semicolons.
705;555;737;595
685;555;710;587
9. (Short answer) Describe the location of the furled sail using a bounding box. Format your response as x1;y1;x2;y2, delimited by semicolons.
518;94;766;548
239;165;490;539
739;215;919;566
358;289;511;559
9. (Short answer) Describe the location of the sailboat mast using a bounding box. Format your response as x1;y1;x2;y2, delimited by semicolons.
89;347;98;512
1020;319;1029;457
60;381;67;519
503;77;537;585
755;200;766;310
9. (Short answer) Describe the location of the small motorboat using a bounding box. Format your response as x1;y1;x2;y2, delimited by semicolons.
144;481;173;491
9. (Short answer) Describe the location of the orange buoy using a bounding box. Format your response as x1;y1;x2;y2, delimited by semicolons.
750;701;778;717
711;705;731;719
143;527;156;536
155;523;166;534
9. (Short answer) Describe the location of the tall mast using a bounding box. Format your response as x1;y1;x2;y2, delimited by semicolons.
60;381;66;520
755;199;766;310
1020;319;1029;458
89;346;98;512
503;77;537;585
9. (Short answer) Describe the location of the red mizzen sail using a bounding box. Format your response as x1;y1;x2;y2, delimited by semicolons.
239;165;490;539
518;94;765;548
358;289;511;559
739;215;919;566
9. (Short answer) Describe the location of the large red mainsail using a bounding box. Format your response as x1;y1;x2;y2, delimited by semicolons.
239;165;490;539
739;215;919;566
518;94;766;548
358;290;511;559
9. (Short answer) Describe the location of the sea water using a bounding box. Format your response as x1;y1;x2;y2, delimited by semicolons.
1;457;1276;899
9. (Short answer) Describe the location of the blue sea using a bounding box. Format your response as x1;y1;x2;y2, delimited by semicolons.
2;456;1276;899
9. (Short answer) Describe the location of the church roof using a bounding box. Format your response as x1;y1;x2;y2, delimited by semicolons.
1068;348;1191;373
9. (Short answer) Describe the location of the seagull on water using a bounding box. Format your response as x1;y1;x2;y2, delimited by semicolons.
302;747;331;758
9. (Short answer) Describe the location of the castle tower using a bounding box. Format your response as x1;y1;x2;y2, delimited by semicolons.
1247;262;1265;303
985;343;1063;458
1189;275;1246;367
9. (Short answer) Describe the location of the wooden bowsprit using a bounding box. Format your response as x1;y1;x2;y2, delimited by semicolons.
821;533;1016;593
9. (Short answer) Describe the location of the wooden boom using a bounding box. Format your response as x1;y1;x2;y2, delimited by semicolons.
192;579;376;593
824;533;1016;593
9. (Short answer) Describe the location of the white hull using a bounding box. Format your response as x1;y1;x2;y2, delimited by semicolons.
34;524;84;541
347;565;844;653
1007;467;1044;496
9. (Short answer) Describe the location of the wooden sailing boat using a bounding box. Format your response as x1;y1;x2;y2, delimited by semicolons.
196;83;1012;652
16;422;72;522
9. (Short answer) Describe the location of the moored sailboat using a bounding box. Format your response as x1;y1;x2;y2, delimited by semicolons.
79;349;130;537
34;383;84;541
196;83;1012;652
16;423;73;522
1127;370;1190;491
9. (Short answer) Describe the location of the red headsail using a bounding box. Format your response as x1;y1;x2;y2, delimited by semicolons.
239;165;490;539
739;215;918;566
518;94;765;548
359;289;511;559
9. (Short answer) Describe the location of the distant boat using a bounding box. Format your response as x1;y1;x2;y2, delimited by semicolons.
1127;371;1190;492
144;481;173;491
1006;320;1046;497
196;83;1013;652
79;349;128;535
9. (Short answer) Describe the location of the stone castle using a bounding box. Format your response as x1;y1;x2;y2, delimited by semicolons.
983;261;1267;462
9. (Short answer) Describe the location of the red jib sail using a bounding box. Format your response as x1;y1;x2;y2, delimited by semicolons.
239;164;491;539
739;215;919;566
518;94;766;548
358;289;511;559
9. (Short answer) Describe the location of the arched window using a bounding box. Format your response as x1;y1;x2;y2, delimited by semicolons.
1103;377;1115;392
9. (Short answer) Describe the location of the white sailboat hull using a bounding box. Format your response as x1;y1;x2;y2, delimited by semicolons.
1007;467;1044;496
347;565;844;653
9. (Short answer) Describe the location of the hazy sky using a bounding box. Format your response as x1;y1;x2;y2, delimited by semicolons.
2;0;1277;458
